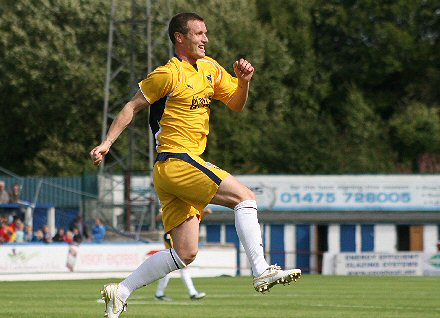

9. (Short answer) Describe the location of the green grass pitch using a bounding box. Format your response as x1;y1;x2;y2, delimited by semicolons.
2;275;439;318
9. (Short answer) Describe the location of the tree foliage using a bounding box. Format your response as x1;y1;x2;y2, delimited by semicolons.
0;0;109;175
0;0;439;175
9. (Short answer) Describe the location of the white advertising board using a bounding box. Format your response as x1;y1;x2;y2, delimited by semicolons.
72;242;163;272
0;244;70;273
0;243;236;279
423;253;440;275
205;175;440;212
323;252;426;276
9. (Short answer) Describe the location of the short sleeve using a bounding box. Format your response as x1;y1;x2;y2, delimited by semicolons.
138;66;174;104
212;63;238;105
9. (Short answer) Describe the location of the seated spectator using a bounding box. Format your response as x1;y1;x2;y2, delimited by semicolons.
53;228;66;242
15;219;25;243
64;230;74;244
42;224;53;243
0;180;10;203
92;217;106;243
33;228;44;242
8;183;21;203
9;215;22;232
72;227;82;243
7;225;16;243
24;225;35;242
0;220;11;242
69;215;89;240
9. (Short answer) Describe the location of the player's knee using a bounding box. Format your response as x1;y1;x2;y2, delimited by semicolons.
176;248;198;265
236;187;256;203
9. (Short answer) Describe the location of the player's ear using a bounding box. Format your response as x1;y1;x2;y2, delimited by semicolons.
175;32;184;44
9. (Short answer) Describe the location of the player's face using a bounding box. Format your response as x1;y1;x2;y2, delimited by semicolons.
181;20;208;63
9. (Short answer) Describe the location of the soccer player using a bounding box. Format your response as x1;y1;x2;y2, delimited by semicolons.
90;12;301;318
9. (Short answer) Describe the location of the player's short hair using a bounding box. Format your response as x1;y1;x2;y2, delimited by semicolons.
168;12;204;45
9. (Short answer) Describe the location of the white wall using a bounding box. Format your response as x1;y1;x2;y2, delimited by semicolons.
284;224;296;269
424;225;439;253
328;224;340;253
374;224;396;252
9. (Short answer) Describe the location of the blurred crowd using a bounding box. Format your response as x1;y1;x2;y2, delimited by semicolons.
0;180;21;204
0;215;107;244
0;179;106;245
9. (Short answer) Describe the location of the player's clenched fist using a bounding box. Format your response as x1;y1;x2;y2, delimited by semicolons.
89;140;111;166
233;58;254;82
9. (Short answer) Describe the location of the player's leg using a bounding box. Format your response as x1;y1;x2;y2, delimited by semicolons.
100;246;185;317
210;176;301;293
154;233;174;301
210;175;269;276
154;274;172;301
179;267;206;299
100;203;191;317
116;208;197;303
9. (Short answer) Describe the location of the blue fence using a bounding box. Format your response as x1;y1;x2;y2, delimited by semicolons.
0;174;98;208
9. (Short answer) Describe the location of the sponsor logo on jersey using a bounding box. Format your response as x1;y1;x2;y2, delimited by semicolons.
190;94;212;110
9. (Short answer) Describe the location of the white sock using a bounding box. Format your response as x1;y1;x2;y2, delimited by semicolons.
118;248;185;302
180;267;197;296
155;274;170;297
234;200;269;277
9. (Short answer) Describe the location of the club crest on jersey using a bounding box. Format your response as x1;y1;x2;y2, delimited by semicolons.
206;74;213;83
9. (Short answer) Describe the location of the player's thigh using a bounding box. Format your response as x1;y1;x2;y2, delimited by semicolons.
210;175;256;209
155;156;229;210
154;182;198;233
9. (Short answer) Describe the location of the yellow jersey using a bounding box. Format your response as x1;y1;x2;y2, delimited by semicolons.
138;56;238;156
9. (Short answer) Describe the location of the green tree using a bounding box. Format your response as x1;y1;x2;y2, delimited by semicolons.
1;0;439;176
0;0;109;175
390;102;440;171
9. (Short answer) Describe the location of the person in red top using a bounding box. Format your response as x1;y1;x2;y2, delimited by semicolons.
0;220;11;242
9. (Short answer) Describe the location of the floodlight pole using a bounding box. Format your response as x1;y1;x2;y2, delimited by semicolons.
99;0;172;234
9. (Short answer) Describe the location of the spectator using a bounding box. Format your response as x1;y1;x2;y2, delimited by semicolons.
72;227;82;243
0;180;10;203
42;224;53;243
7;224;16;243
15;219;25;243
92;217;106;243
24;225;35;242
8;183;21;203
33;228;44;242
10;215;24;232
0;220;11;242
69;215;89;240
64;230;74;244
53;228;66;242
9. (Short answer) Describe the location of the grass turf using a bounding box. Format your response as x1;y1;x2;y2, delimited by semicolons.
2;275;439;318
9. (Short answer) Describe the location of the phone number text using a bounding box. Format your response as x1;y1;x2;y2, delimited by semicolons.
280;192;411;204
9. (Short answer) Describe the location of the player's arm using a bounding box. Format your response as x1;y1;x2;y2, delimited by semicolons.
90;90;149;166
226;58;254;112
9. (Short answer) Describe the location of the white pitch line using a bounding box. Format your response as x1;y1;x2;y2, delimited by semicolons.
96;299;200;306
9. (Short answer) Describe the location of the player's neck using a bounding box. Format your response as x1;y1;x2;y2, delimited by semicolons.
174;52;198;68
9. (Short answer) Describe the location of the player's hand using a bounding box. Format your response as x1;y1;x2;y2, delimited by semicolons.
233;58;254;82
89;140;111;166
